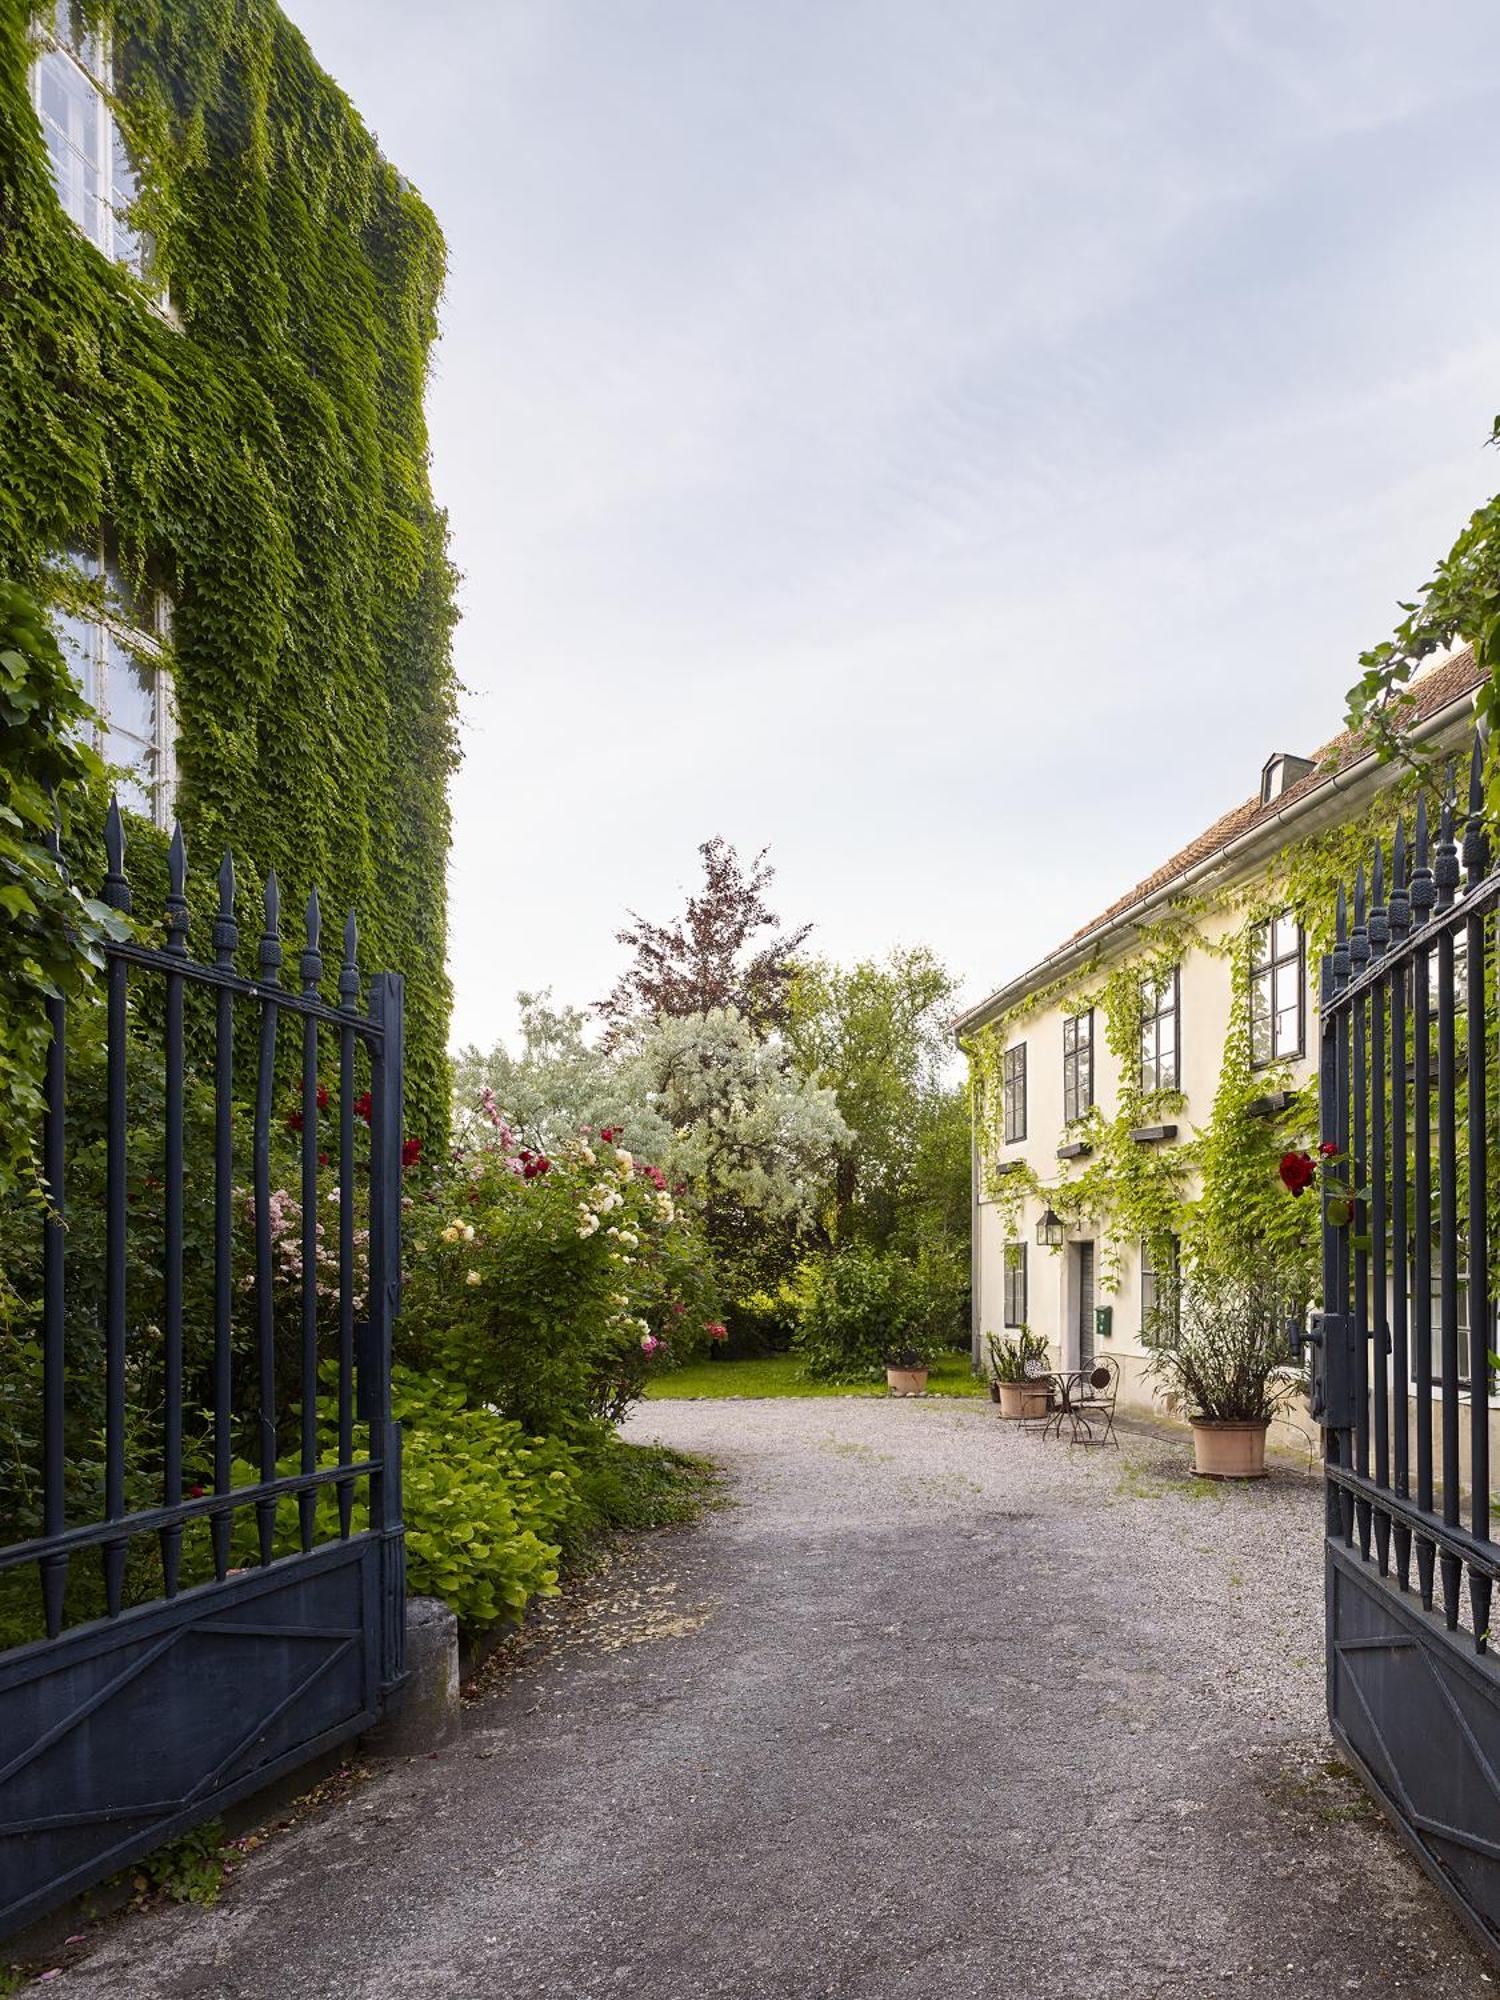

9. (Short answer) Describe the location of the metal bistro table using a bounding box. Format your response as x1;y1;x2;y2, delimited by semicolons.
1039;1358;1120;1447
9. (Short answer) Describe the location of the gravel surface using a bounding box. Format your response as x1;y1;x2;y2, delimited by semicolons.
49;1399;1495;1998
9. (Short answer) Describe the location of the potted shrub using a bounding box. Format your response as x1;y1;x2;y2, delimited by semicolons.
885;1343;931;1396
1147;1263;1299;1478
986;1329;1051;1419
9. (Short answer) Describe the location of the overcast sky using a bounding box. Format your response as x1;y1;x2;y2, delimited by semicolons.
285;0;1500;1049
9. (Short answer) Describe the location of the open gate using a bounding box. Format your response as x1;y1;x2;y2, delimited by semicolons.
0;802;406;1937
1306;743;1500;1957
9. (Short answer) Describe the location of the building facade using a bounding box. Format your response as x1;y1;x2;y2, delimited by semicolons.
959;651;1487;1433
4;2;457;1130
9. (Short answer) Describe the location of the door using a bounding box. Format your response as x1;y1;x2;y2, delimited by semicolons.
1077;1241;1095;1369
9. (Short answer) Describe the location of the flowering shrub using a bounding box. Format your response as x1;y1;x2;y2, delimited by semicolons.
401;1113;720;1432
793;1246;947;1381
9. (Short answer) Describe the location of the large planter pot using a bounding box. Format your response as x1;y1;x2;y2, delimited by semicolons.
997;1379;1050;1420
1192;1418;1270;1479
886;1366;928;1397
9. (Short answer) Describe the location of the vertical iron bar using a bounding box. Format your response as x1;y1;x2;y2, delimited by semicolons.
1388;820;1412;1589
211;851;238;1581
40;814;69;1638
254;873;282;1567
368;972;407;1689
1464;739;1493;1648
160;825;189;1597
1368;843;1391;1575
101;801;131;1617
1436;787;1462;1628
1350;865;1372;1558
1412;798;1437;1607
299;889;323;1554
1331;892;1355;1547
337;913;359;1539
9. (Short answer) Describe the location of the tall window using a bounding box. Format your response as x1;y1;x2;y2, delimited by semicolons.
1002;1043;1026;1144
54;542;175;827
1140;1234;1180;1345
1138;968;1179;1093
1409;1238;1492;1392
1062;1008;1093;1123
1003;1242;1027;1328
1250;911;1304;1065
32;4;151;280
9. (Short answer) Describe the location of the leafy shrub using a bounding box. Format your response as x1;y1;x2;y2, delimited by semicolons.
986;1328;1049;1384
1147;1263;1301;1423
401;1121;719;1432
793;1247;937;1381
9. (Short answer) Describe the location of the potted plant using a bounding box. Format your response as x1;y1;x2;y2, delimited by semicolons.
986;1329;1052;1419
885;1341;931;1396
1147;1263;1299;1478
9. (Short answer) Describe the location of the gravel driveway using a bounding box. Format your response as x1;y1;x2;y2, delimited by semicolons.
51;1399;1495;1998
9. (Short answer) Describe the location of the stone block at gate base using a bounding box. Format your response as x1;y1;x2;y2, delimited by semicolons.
363;1596;460;1756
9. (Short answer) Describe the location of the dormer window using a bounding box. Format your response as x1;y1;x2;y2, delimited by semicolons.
32;4;152;282
1260;752;1316;805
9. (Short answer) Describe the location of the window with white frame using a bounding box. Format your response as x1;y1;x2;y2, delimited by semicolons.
1003;1242;1027;1328
54;542;175;827
1407;1236;1493;1393
1249;911;1304;1066
1062;1008;1093;1123
1138;968;1179;1093
32;3;151;281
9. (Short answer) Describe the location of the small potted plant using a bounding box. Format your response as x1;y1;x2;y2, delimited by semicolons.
885;1342;931;1396
1147;1262;1300;1477
986;1328;1052;1419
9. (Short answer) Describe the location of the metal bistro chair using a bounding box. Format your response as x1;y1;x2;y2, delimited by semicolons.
1063;1354;1121;1448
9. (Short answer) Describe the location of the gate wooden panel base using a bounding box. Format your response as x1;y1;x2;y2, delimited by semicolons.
1329;1544;1500;1956
0;1539;382;1936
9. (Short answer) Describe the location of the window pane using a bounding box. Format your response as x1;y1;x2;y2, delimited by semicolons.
104;628;155;741
1273;912;1300;962
1249;922;1270;974
38;49;106;248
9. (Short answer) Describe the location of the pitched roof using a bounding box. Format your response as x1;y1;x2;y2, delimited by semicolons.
1060;647;1482;951
960;648;1484;1032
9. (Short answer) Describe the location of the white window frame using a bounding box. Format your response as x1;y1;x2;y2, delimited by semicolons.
56;542;176;830
31;4;161;295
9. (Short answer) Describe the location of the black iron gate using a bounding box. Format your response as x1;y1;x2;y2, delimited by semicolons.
0;802;406;1937
1308;742;1500;1957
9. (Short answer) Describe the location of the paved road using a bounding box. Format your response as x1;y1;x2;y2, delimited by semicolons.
55;1400;1495;1998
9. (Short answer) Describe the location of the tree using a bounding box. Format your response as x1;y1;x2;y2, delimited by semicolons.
597;838;811;1044
1345;422;1500;770
452;991;670;1159
626;1007;849;1295
786;948;960;1248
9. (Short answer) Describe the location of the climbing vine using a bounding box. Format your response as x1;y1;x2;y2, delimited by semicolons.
964;769;1450;1299
0;0;458;1137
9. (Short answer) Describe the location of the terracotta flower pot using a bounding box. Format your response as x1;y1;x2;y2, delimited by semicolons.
1192;1418;1270;1479
997;1379;1050;1420
886;1366;928;1397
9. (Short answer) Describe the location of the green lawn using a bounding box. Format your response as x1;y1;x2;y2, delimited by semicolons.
643;1350;988;1400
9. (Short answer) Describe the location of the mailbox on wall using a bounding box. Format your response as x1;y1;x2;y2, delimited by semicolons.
1094;1305;1113;1341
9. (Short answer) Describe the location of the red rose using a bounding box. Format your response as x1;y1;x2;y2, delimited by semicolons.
1278;1150;1316;1195
1318;1140;1339;1158
286;1109;304;1134
316;1084;330;1112
318;1151;329;1168
600;1127;617;1143
188;1484;205;1499
354;1091;373;1124
401;1136;423;1169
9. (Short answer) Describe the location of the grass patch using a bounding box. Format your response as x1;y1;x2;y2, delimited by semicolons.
643;1351;986;1400
555;1438;725;1571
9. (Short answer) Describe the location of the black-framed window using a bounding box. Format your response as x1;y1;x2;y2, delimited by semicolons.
1063;1008;1094;1123
1003;1242;1027;1328
1002;1043;1026;1143
1250;911;1304;1066
1140;1234;1180;1345
1138;968;1179;1094
1407;1235;1493;1393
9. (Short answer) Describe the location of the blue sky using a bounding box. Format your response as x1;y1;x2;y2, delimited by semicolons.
285;0;1500;1046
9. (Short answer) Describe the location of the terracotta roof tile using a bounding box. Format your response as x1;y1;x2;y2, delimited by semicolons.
1054;646;1483;952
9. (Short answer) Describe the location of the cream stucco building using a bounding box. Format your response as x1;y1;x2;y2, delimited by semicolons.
959;649;1487;1432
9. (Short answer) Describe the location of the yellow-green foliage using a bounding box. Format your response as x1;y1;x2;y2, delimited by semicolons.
0;0;458;1136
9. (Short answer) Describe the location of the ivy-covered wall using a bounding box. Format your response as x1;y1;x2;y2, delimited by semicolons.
0;0;458;1134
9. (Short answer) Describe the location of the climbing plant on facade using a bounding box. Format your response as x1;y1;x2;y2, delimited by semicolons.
0;0;458;1134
